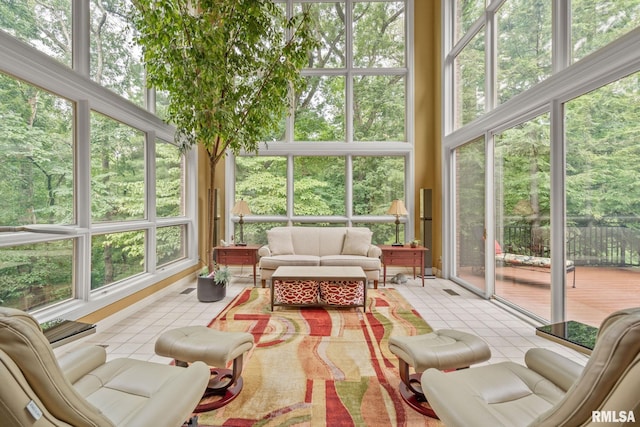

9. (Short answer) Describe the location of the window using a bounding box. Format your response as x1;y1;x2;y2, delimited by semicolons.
234;1;412;243
90;0;145;106
90;112;146;223
0;74;74;226
0;0;72;65
0;2;195;317
445;0;640;325
496;0;552;105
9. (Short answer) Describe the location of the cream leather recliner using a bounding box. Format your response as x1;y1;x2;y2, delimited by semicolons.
0;307;210;427
421;307;640;426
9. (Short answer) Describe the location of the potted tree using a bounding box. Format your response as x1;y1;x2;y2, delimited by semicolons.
131;1;318;296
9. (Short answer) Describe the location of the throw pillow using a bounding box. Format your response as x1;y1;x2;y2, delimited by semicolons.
341;228;372;256
267;228;295;255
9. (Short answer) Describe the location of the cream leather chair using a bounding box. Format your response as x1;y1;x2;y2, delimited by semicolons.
0;307;210;427
421;307;640;426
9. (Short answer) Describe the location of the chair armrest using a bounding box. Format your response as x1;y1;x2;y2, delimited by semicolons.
367;245;382;258
58;345;107;384
258;245;271;257
525;348;584;392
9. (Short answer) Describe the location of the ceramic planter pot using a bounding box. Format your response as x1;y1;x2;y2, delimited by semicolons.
197;276;227;302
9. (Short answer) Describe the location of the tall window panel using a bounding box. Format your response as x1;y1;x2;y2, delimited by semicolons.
155;141;184;218
157;225;186;267
353;75;405;141
565;72;640;326
352;1;405;68
295;76;346;141
496;0;552;105
90;0;145;106
0;74;74;226
0;240;74;311
572;0;640;63
494;113;551;320
293;157;346;216
453;29;485;129
90;112;146;223
454;0;485;44
454;138;486;293
91;230;145;290
0;1;72;65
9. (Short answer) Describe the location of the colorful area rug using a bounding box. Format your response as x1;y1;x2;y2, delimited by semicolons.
196;287;444;426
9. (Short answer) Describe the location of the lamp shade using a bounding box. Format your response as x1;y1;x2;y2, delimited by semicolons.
387;199;408;216
232;200;251;216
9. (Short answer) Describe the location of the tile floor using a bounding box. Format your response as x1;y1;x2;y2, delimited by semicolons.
54;267;589;368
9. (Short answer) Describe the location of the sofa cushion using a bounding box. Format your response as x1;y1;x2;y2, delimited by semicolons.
267;228;295;255
320;255;381;271
341;228;373;256
259;255;320;269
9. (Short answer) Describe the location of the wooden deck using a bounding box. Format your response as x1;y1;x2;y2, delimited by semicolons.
458;265;640;327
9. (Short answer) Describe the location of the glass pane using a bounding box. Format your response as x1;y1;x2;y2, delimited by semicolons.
235;157;287;216
0;240;73;311
353;75;405;141
454;138;486;293
240;223;288;246
353;222;404;246
157;225;185;267
293;157;345;216
353;1;405;68
0;0;72;65
572;0;640;63
90;0;144;106
294;76;345;141
565;72;640;326
494;113;551;320
295;2;345;68
156;141;184;218
0;73;74;226
91;230;145;290
454;29;485;129
353;157;404;215
91;111;145;222
455;0;485;43
155;90;170;121
496;0;552;105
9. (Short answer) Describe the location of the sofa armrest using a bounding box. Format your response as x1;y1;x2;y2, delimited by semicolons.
258;245;272;257
524;347;584;392
367;245;382;258
58;345;107;384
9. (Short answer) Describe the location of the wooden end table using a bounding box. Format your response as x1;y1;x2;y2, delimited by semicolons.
215;245;260;286
378;245;429;286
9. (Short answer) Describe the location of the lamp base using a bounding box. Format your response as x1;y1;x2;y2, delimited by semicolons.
392;243;404;247
235;242;247;246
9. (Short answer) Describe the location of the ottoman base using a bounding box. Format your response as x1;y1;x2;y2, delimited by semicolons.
193;368;244;413
398;373;438;418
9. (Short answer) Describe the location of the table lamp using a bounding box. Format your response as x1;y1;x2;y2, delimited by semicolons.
231;200;251;246
387;199;408;246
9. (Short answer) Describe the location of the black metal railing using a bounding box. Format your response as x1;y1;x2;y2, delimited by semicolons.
499;225;640;267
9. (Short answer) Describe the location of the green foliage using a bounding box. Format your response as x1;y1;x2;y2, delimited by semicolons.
131;0;319;269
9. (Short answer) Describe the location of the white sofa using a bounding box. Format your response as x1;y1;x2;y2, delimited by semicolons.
258;226;381;288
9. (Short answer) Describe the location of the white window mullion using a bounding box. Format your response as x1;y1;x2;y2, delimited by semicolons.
75;100;91;301
345;0;354;144
72;0;90;76
146;133;157;274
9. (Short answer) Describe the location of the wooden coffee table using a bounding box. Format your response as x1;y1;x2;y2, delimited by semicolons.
271;266;367;311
